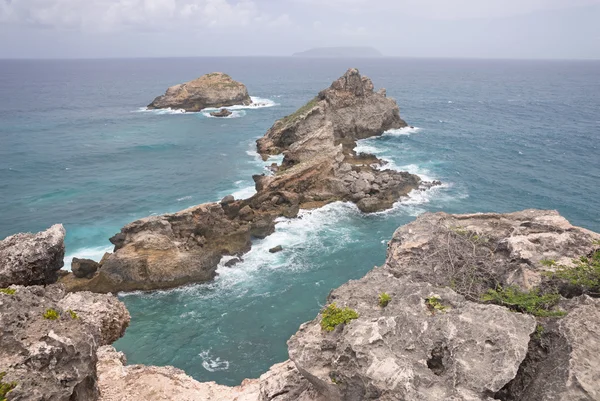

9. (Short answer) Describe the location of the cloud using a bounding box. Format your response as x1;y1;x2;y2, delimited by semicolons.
0;0;285;31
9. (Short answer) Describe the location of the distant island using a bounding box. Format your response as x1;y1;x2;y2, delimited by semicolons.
292;47;383;58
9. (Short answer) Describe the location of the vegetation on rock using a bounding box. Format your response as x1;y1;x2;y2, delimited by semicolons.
545;249;600;296
280;97;319;127
0;372;17;401
320;303;359;332
0;288;15;295
481;286;565;317
67;309;79;319
378;292;391;307
43;308;60;320
425;296;447;314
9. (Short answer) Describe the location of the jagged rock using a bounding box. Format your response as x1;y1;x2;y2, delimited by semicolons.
210;108;233;117
147;73;252;112
0;285;128;400
72;257;100;279
58;291;130;345
224;257;243;267
385;209;600;297
288;268;536;401
64;69;425;293
269;245;283;253
0;224;66;287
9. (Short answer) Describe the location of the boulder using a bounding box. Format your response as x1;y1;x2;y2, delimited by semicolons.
71;257;100;279
148;73;252;112
0;224;66;287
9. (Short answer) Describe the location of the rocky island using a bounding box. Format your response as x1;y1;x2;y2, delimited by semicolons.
2;210;599;400
147;72;252;112
60;68;438;293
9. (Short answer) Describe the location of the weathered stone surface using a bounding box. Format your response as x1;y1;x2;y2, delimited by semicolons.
148;73;251;112
0;224;65;287
385;209;600;297
59;291;130;345
72;257;100;279
269;245;283;253
0;287;88;399
96;348;317;401
288;267;536;401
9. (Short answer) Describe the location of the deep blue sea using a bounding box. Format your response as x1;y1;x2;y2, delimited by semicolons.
1;57;599;385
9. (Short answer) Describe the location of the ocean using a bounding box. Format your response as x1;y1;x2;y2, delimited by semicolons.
1;57;599;385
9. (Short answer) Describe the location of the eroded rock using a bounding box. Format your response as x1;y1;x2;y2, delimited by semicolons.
148;73;252;112
0;224;66;287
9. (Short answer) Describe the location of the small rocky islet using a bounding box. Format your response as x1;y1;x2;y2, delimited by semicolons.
1;69;600;401
147;72;252;112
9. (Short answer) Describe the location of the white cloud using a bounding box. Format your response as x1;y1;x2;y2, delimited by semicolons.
0;0;286;31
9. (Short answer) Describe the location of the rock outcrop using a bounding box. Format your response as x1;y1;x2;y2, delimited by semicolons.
0;285;130;400
71;257;100;279
0;224;65;287
89;210;600;401
62;68;435;294
147;73;252;112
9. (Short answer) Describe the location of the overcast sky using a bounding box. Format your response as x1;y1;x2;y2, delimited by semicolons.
1;0;599;59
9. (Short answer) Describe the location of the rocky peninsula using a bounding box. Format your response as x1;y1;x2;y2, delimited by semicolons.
60;68;436;293
147;72;252;112
2;210;599;400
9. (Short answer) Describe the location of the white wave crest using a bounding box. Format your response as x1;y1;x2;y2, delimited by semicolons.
202;96;278;111
383;126;420;136
134;107;188;115
199;350;230;372
177;195;192;202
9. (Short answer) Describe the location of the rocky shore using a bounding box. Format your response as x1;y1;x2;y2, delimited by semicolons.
2;210;599;400
147;72;252;112
60;68;437;293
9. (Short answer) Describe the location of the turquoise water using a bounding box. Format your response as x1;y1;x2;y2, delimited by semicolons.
1;58;599;385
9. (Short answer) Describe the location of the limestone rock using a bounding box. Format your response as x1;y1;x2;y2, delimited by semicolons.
269;245;283;253
59;291;130;345
0;224;66;287
148;73;252;112
288;268;536;401
72;257;100;279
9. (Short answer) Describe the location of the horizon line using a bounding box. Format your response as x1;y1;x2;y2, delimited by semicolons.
1;55;599;62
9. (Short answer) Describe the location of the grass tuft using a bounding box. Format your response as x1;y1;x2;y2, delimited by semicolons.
378;292;391;307
0;288;15;295
320;303;359;332
43;308;60;320
0;372;17;401
425;296;447;314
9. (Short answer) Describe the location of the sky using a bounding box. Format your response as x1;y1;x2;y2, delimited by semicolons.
0;0;599;59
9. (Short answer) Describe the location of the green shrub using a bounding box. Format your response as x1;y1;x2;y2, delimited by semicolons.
0;372;17;401
0;288;15;295
534;324;545;340
281;97;319;126
378;292;391;307
67;310;78;319
481;285;565;317
320;303;359;332
43;309;60;320
546;250;600;296
425;296;447;314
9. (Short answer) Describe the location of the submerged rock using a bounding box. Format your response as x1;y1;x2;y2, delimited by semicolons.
147;73;252;112
0;224;65;287
210;108;233;117
269;245;283;253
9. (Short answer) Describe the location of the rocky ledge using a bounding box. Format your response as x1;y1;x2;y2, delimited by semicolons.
89;209;599;400
61;68;437;293
147;72;252;112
